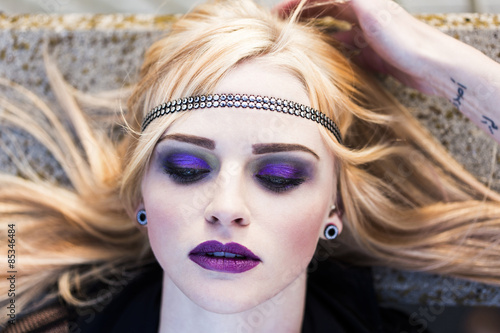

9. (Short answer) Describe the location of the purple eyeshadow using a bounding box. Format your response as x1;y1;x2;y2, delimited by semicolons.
257;164;305;178
165;153;210;169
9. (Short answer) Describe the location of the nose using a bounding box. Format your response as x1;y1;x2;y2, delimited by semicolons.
203;167;250;227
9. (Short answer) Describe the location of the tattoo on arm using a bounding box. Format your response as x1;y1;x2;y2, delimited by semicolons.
450;78;467;109
481;115;498;135
450;78;497;136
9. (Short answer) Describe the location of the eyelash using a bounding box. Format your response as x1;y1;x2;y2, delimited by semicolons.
255;174;305;193
163;162;306;192
163;165;211;184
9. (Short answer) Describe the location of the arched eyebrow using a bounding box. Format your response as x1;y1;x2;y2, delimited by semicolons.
252;143;319;160
159;133;319;159
159;134;216;150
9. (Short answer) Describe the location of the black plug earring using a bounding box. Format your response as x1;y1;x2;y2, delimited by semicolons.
136;209;147;226
324;224;339;240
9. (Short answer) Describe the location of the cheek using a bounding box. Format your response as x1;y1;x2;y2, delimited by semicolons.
141;179;200;262
143;193;177;255
265;197;326;269
287;208;324;259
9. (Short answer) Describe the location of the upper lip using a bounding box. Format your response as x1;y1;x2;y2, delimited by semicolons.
189;240;261;261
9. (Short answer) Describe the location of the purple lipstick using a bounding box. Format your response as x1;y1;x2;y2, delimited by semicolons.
189;240;261;273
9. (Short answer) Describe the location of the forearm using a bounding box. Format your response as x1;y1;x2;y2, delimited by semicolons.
428;41;500;144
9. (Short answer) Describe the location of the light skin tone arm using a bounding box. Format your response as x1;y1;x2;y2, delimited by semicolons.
274;0;500;144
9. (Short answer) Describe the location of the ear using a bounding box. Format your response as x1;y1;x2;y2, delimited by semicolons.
319;207;343;240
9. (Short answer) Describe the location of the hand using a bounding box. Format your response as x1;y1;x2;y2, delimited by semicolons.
273;0;462;95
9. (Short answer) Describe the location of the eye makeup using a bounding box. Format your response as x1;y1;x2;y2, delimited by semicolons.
161;151;212;184
166;153;210;169
254;159;312;193
257;164;305;179
153;142;315;193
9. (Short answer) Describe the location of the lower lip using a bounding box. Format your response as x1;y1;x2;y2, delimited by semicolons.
189;254;260;273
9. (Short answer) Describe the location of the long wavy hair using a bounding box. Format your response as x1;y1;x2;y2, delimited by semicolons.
1;0;500;325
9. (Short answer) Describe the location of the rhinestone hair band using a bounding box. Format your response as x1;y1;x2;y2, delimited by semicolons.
141;93;342;144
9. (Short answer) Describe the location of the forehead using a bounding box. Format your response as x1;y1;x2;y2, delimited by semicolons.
215;58;308;105
162;59;332;158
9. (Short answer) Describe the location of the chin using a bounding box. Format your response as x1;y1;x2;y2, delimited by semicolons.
188;284;267;314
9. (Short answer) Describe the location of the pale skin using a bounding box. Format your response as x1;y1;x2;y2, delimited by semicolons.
275;0;500;144
140;59;342;333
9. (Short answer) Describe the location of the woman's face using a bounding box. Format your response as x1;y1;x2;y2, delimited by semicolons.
141;59;340;313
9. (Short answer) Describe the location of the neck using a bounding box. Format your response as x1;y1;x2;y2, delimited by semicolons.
158;271;307;333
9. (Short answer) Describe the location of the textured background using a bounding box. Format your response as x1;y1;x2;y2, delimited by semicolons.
0;12;499;331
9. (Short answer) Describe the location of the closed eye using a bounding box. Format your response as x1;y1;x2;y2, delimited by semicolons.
255;174;305;193
162;152;212;184
164;166;211;184
254;163;308;193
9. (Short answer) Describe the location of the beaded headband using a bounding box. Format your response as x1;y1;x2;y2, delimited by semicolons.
141;93;342;144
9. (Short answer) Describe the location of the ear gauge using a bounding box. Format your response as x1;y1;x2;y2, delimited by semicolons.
136;209;147;226
324;224;339;240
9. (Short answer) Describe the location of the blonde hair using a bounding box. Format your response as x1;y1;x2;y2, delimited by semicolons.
1;0;500;325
